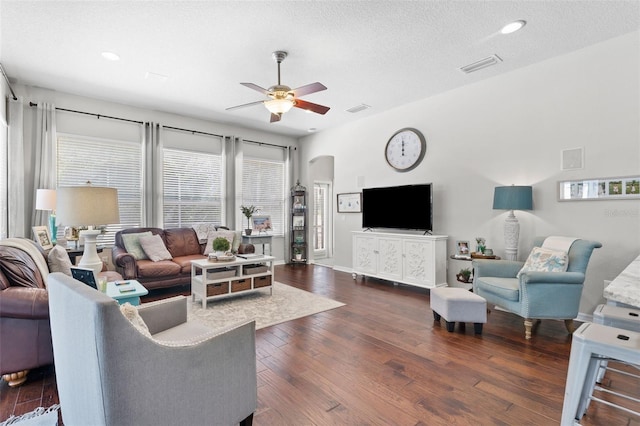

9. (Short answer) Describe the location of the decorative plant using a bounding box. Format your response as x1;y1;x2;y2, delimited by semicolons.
293;247;301;255
240;205;260;229
475;237;486;253
456;267;472;283
212;237;230;253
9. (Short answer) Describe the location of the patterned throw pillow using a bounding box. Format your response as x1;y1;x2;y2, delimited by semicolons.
517;247;569;278
121;232;152;260
139;234;173;262
120;302;152;338
47;244;73;276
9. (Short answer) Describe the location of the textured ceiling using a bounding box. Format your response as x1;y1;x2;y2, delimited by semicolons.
1;1;638;137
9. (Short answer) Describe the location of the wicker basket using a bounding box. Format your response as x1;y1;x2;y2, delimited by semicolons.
243;264;268;275
231;278;251;292
206;282;229;296
254;275;272;288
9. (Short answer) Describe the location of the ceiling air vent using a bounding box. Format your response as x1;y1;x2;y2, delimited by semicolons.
460;54;502;74
346;104;371;113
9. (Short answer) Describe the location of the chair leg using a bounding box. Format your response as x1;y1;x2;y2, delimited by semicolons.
565;319;576;334
240;413;254;426
524;319;533;340
2;370;29;387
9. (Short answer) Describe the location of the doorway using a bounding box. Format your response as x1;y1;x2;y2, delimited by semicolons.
313;181;333;266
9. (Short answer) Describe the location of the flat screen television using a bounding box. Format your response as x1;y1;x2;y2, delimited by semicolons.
362;183;433;231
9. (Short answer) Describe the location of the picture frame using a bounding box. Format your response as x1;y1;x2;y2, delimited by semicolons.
32;226;53;250
558;175;640;201
292;215;305;228
251;215;272;233
455;240;471;257
337;192;362;213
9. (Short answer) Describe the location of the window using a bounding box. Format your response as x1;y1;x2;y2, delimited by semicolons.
242;157;285;236
57;134;143;245
313;182;329;253
163;148;223;228
0;120;6;239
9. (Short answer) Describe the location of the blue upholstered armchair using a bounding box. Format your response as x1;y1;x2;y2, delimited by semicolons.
473;237;602;340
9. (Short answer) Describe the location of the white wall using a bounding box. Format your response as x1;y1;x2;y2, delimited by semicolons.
14;85;299;262
299;31;640;316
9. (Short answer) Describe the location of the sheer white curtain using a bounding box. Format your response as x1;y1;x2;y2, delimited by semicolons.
7;98;26;237
143;122;163;227
31;103;57;231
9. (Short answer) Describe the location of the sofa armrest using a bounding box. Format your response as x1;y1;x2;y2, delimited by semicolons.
112;245;138;280
472;259;524;278
520;271;585;285
137;296;187;334
0;287;49;319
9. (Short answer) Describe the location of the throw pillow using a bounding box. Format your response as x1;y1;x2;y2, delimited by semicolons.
120;302;152;338
121;232;152;260
139;234;173;262
47;244;73;276
517;247;569;278
204;230;236;255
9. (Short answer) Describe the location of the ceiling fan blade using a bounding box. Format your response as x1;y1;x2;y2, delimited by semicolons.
291;82;327;97
226;100;265;111
270;113;282;123
240;82;270;95
294;99;330;115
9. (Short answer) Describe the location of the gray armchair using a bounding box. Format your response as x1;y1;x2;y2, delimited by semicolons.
47;272;257;426
473;237;602;340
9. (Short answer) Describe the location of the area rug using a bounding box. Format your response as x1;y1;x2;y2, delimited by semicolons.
188;281;345;331
0;405;59;426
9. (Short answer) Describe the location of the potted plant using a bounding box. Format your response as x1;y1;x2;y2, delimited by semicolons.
212;237;230;256
456;267;472;283
240;205;259;236
293;247;303;261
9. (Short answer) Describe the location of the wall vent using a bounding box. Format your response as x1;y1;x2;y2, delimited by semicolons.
561;147;584;170
459;54;502;74
346;104;371;113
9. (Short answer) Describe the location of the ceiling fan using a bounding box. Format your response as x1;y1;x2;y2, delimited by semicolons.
226;51;330;123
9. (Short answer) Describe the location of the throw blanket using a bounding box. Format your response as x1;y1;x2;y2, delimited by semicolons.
192;223;218;242
542;236;579;252
0;238;50;283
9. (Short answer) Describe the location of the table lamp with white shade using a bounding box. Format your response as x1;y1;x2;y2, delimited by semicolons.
493;185;533;261
35;189;57;244
56;184;119;275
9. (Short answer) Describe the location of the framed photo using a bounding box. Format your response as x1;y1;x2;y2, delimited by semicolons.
337;192;362;213
455;240;470;257
292;215;305;228
558;175;640;201
32;226;53;250
251;215;272;233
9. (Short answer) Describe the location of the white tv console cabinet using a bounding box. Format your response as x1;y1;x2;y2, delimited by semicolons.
352;231;448;289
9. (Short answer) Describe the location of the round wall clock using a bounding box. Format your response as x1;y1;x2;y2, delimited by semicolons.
384;128;426;172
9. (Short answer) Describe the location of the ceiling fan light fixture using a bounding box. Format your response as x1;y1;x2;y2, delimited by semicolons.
265;98;294;114
501;20;526;34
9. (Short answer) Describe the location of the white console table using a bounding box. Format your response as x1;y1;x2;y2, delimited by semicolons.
352;231;448;289
604;254;640;307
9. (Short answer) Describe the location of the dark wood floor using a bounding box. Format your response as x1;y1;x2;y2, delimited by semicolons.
2;264;639;425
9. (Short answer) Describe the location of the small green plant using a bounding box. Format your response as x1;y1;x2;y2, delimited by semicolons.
240;205;260;229
457;268;472;283
212;237;230;253
293;247;301;255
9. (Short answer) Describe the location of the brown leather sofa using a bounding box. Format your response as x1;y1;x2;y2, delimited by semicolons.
0;238;123;387
112;227;231;291
0;241;53;387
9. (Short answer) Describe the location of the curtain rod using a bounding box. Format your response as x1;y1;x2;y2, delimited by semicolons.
242;138;289;150
0;62;18;101
29;102;143;124
163;125;223;138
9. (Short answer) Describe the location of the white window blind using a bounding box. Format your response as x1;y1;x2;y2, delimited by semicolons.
57;135;143;245
242;157;285;236
0;121;7;239
163;148;223;228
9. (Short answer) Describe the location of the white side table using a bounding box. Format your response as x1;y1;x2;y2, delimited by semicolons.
241;234;273;256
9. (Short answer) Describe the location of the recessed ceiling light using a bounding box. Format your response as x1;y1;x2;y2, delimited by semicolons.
308;128;316;133
101;51;120;61
500;20;526;35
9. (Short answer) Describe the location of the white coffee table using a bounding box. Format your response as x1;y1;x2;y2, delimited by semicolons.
191;255;275;308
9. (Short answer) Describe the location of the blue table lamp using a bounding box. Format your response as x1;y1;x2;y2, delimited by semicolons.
493;185;533;260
